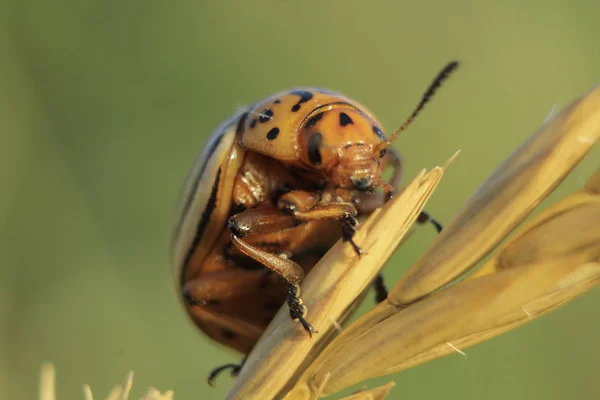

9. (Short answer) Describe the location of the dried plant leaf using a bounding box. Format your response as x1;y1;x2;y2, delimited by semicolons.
297;254;599;395
391;84;600;305
39;362;56;400
38;364;173;400
225;159;453;400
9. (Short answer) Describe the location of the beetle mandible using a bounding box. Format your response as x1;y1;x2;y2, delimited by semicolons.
172;61;459;385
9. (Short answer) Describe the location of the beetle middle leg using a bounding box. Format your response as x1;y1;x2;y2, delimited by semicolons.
295;203;362;256
228;207;317;335
277;191;363;256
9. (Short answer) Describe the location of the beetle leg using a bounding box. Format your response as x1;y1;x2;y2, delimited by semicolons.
295;203;362;257
279;194;363;257
208;357;246;387
294;202;362;256
287;283;317;336
417;210;443;233
228;208;317;335
183;268;271;305
373;273;388;303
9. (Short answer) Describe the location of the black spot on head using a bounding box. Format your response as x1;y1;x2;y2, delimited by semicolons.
305;112;324;129
290;90;313;112
221;328;236;340
273;99;281;104
307;133;323;165
266;127;280;140
259;109;273;123
339;112;354;127
250;118;257;128
372;125;386;140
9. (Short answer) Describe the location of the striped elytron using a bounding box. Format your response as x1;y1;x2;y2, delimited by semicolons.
171;61;459;385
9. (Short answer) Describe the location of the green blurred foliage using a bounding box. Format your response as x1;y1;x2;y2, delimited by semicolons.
1;1;599;399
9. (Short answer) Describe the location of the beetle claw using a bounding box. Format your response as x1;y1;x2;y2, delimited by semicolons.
298;315;318;337
207;361;244;387
349;239;364;258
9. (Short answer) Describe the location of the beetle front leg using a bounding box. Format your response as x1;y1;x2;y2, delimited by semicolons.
228;208;317;336
293;203;363;257
277;191;363;256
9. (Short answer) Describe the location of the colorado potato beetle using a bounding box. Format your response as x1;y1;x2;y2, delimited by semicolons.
172;61;459;385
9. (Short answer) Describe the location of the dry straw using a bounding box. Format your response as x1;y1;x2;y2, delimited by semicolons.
38;84;599;399
39;363;173;400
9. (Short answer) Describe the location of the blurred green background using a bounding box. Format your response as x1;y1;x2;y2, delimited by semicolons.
1;1;599;399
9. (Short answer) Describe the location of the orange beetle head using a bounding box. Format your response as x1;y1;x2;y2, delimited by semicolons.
298;61;460;192
298;106;387;191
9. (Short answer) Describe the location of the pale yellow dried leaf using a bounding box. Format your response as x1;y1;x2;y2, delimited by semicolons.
39;362;55;400
105;371;133;400
299;254;600;395
83;384;94;400
472;177;600;279
391;83;600;305
139;388;175;400
226;162;450;400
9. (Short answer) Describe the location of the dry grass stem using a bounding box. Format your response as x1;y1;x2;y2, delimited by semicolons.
225;154;455;400
38;363;174;400
39;362;56;400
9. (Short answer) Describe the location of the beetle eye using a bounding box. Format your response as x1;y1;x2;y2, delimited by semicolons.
379;149;387;158
307;133;323;165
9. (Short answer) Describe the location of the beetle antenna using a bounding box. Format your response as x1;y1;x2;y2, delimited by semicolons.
380;61;459;148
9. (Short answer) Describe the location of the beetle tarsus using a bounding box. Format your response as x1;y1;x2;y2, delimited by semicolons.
297;314;318;337
207;359;245;387
286;283;318;336
417;211;443;233
382;183;395;202
341;216;363;257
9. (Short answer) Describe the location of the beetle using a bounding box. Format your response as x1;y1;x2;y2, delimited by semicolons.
171;61;459;385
